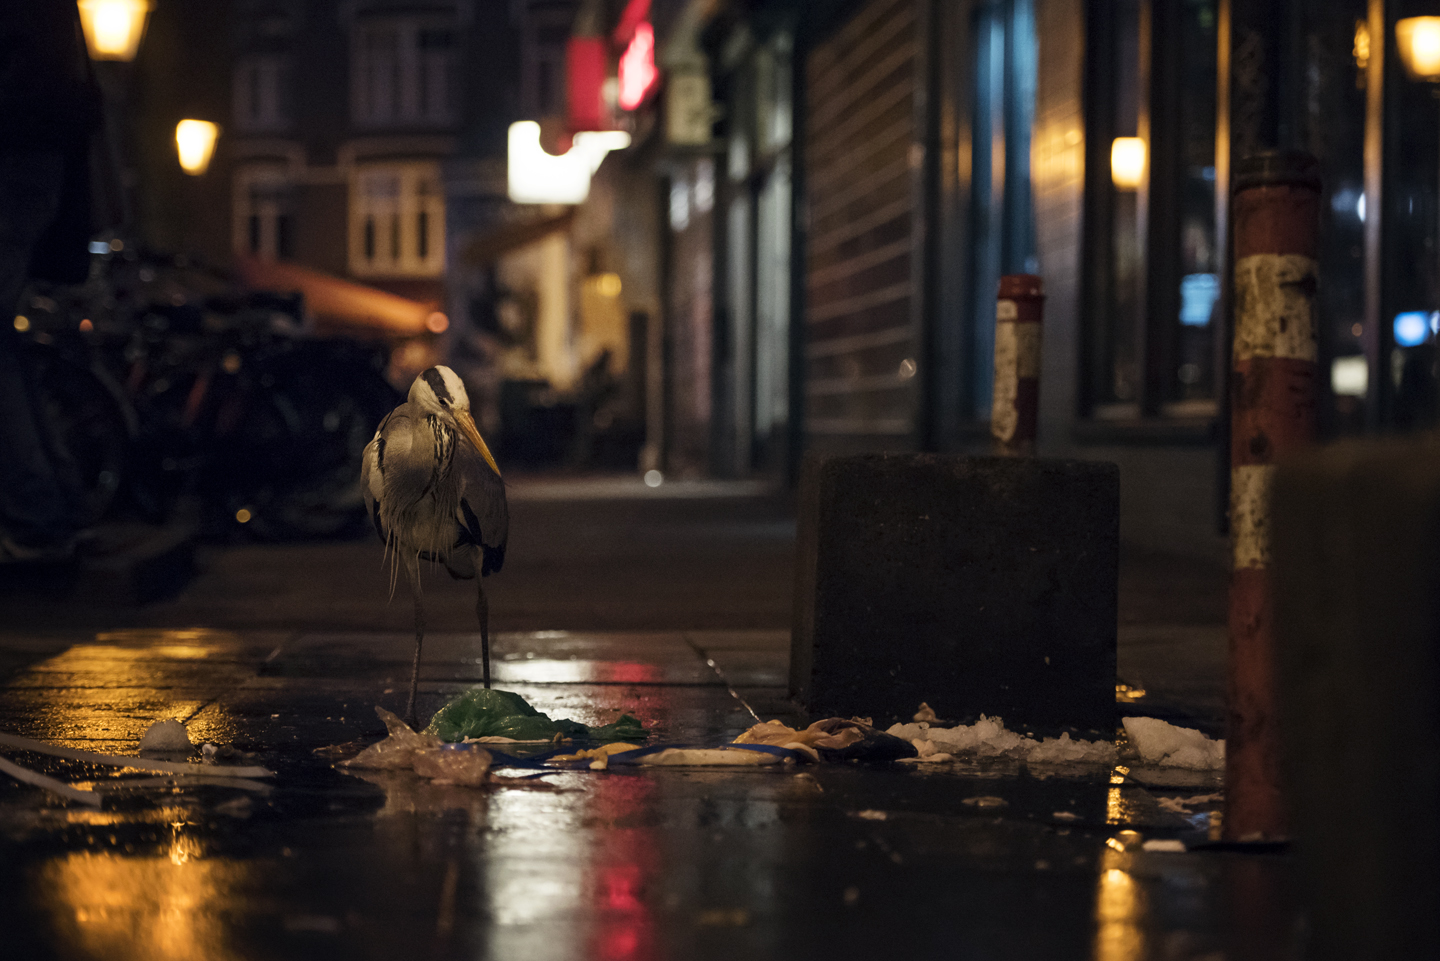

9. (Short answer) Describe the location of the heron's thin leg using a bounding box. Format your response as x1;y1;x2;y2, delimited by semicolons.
477;578;491;690
404;555;425;726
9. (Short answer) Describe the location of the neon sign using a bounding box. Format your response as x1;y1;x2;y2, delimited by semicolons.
618;22;658;110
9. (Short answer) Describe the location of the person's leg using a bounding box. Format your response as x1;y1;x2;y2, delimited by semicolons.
0;151;73;554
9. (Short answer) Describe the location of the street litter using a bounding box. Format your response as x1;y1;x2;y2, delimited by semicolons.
962;795;1008;808
734;718;918;763
1155;793;1224;814
138;719;192;752
913;702;938;722
0;731;274;779
1141;839;1187;852
0;755;101;807
854;809;888;820
886;715;1117;765
342;707;548;786
1121;717;1225;769
425;688;645;743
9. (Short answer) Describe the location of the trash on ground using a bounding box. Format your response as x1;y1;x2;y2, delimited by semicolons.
0;730;274;779
961;795;1008;808
1155;792;1224;814
551;742;641;770
341;707;442;770
412;745;493;787
138;719;193;752
854;809;888;820
1053;810;1081;821
1141;839;1187;852
611;745;793;767
735;718;918;763
0;754;101;807
913;702;938;722
1121;717;1225;769
425;688;646;744
886;716;1116;765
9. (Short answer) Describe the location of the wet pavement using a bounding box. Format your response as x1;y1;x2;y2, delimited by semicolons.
0;484;1279;959
0;626;1296;961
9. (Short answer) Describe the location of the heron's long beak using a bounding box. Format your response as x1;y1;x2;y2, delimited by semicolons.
455;409;501;477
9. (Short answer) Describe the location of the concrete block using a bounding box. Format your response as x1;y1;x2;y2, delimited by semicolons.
791;453;1118;734
1272;439;1440;960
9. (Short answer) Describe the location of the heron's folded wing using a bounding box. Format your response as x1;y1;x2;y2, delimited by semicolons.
454;440;508;575
374;406;436;509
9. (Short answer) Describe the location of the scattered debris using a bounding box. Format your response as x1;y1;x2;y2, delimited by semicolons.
551;742;641;771
0;755;101;807
412;746;493;787
1141;839;1187;853
138;719;193;752
615;745;791;767
913;702;938;722
1053;811;1080;821
886;716;1116;765
734;718;917;763
425;689;645;744
1156;793;1224;814
1122;718;1225;770
854;809;888;820
340;708;442;770
0;731;273;779
961;796;1008;808
1115;683;1148;703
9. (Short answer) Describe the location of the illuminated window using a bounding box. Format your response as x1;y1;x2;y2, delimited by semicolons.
351;19;456;128
349;163;445;277
233;54;290;132
232;166;293;261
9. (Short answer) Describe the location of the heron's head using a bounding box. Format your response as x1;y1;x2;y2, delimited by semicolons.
409;366;501;476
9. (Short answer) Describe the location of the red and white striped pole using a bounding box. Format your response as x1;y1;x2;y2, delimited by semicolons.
1225;150;1321;842
992;274;1045;455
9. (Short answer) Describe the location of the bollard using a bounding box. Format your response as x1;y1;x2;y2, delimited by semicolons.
991;274;1044;455
1224;149;1321;842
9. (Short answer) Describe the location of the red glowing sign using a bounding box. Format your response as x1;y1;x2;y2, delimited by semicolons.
618;22;657;110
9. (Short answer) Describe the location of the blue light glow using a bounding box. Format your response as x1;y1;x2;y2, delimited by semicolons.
1179;274;1219;326
1394;311;1431;347
88;241;109;255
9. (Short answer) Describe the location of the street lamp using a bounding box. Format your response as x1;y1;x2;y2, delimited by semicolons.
175;120;219;176
77;0;154;62
1397;17;1440;82
1111;137;1146;191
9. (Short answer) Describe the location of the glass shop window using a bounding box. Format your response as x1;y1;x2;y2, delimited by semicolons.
1082;0;1219;421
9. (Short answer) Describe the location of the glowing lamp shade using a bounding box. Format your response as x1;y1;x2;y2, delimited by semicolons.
175;120;219;175
507;121;631;204
77;0;154;62
1111;137;1146;190
1397;18;1440;81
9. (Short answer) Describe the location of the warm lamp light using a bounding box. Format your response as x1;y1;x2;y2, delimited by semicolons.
507;121;631;204
77;0;154;62
175;120;219;175
1398;18;1440;82
1111;137;1146;190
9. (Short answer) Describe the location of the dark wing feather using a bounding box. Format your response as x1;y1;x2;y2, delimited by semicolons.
453;437;508;576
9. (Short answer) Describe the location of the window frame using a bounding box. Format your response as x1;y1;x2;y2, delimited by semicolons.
350;15;459;130
347;161;446;278
1079;0;1224;433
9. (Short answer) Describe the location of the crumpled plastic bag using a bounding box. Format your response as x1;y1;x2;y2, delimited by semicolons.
139;719;192;753
1121;717;1225;769
735;718;917;763
423;688;646;744
341;707;442;769
412;745;493;786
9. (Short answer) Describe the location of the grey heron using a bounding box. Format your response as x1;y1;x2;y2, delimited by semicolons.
361;366;508;724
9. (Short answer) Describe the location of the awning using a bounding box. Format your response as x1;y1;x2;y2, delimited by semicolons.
233;256;438;336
